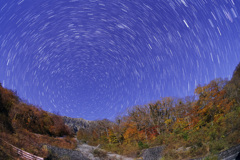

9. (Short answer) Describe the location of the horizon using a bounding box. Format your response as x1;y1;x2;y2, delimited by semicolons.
1;0;240;120
0;70;236;121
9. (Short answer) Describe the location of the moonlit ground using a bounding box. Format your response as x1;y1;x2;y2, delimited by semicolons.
0;0;240;120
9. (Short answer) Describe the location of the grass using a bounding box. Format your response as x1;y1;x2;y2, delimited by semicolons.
0;129;77;158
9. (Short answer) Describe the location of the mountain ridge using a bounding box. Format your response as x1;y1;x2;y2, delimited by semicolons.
63;116;94;133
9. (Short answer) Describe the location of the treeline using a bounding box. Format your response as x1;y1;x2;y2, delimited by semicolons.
77;63;240;159
0;83;76;158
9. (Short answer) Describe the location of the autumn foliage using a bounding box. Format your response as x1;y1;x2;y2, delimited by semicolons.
77;63;240;159
1;63;240;159
0;83;75;158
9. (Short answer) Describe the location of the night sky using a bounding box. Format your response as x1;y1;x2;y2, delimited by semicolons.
0;0;240;120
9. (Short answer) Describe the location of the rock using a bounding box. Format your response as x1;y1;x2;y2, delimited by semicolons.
46;145;89;160
191;144;240;160
176;147;184;152
76;143;134;160
63;116;114;134
63;116;93;133
236;152;240;160
176;146;191;152
218;144;240;160
141;146;165;160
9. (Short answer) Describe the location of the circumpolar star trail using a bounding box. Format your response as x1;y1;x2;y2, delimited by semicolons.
0;0;240;120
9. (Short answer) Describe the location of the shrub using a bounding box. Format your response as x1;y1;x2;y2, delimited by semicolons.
93;149;107;158
138;141;149;149
209;140;226;154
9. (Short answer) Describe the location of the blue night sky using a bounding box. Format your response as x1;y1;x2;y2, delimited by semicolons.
0;0;240;120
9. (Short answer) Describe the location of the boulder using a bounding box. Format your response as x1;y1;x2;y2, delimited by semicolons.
141;146;165;160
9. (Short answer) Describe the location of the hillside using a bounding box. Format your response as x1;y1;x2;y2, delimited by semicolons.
63;116;114;135
0;84;77;159
75;63;240;159
225;62;240;104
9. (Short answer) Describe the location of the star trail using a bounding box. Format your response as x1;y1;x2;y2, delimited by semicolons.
0;0;240;120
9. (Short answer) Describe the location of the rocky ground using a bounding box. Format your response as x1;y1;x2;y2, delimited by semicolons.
75;140;134;160
46;137;134;160
48;137;240;160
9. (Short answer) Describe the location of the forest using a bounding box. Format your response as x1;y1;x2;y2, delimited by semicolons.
0;62;239;159
76;63;240;159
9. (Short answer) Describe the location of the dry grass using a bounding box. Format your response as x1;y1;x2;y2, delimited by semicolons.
0;129;77;158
